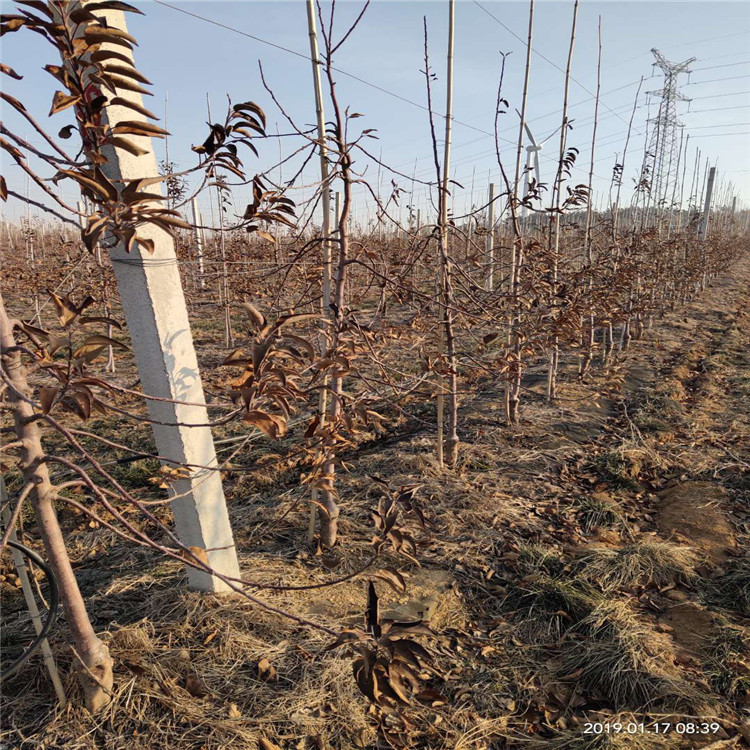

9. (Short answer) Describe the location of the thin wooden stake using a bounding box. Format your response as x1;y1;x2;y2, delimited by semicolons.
306;0;333;543
506;0;535;424
1;476;67;707
579;16;602;379
485;182;495;291
436;0;456;467
547;0;578;404
191;197;206;290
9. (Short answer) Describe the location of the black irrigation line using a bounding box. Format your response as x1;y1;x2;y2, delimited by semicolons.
0;540;60;682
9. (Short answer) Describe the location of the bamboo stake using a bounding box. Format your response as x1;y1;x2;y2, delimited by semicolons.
485;182;495;291
25;154;40;322
164;91;170;209
612;78;643;237
506;0;534;424
436;0;456;466
206;94;232;348
1;476;67;707
467;164;476;261
306;0;332;543
579;16;602;379
377;147;383;243
666;127;685;238
546;0;578;404
191;197;206;290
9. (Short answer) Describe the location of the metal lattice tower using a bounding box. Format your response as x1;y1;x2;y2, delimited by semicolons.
643;49;695;218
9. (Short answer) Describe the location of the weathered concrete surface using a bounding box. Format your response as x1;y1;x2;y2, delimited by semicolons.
67;4;240;591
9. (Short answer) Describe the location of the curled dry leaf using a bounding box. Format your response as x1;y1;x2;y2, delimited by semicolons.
244;410;286;439
373;567;407;595
0;62;22;79
257;657;277;683
38;385;58;414
240;301;266;329
183;675;208;699
182;546;208;567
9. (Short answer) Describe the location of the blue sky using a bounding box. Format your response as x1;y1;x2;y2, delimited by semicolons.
2;0;749;229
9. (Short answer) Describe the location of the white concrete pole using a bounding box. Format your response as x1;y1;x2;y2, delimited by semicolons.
485;183;495;291
76;200;86;230
62;3;240;591
191;197;206;290
700;166;716;241
699;166;716;289
25;168;40;320
377;147;384;243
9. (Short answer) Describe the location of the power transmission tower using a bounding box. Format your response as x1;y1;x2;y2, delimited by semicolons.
642;49;695;228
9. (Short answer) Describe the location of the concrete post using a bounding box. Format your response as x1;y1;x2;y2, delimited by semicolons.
76;200;86;229
485;182;495;291
63;3;240;591
699;167;716;241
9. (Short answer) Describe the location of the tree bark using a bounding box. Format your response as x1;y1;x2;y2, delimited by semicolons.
0;291;113;711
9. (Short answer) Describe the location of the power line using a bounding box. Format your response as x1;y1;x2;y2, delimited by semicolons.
689;131;750;138
151;0;731;183
685;74;750;86
153;0;617;187
691;60;750;72
149;0;749;211
602;31;749;73
688;105;750;113
688;90;750;101
689;121;750;129
665;30;749;51
151;0;494;142
471;0;647;137
153;0;311;61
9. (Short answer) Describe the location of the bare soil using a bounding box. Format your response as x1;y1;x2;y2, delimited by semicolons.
656;482;737;563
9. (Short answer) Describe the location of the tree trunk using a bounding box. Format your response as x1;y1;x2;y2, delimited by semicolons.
0;291;113;712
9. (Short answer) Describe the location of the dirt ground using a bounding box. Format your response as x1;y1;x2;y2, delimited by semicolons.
1;255;749;749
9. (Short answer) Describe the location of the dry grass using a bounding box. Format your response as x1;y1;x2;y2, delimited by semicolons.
560;601;712;713
704;623;750;701
514;542;568;577
586;449;642;491
576;539;699;592
503;572;601;643
1;582;375;750
703;558;750;615
574;495;625;533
